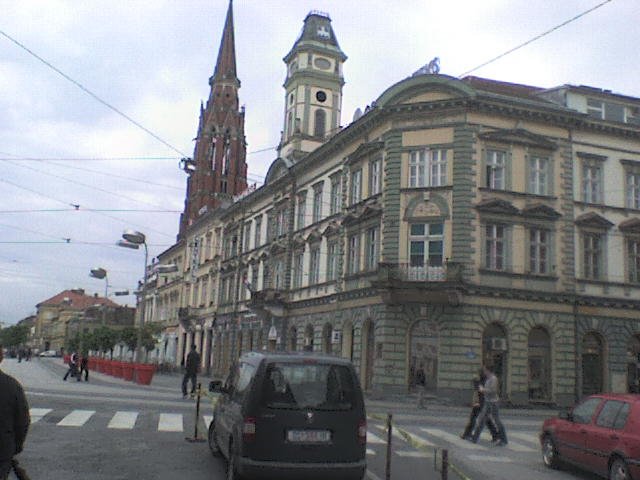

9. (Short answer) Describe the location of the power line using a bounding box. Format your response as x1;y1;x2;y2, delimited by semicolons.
0;30;188;157
458;0;613;77
0;208;180;213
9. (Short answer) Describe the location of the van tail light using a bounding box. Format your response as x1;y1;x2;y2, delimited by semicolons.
242;417;257;443
357;419;367;445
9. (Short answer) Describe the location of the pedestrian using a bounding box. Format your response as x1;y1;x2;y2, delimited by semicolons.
0;344;31;480
182;344;200;399
469;365;508;446
63;352;79;381
79;354;89;382
461;369;499;441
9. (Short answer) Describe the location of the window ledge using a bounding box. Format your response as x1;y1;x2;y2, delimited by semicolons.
479;268;558;281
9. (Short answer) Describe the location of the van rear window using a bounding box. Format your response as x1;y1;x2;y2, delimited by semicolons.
261;362;356;411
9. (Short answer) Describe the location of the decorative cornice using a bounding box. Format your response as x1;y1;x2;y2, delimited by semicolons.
478;128;557;150
575;212;614;229
475;198;519;215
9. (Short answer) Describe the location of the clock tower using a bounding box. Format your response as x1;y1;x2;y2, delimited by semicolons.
279;11;347;161
179;0;248;237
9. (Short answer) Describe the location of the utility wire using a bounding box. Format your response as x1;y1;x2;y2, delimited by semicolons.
458;0;613;77
0;208;180;213
0;29;188;157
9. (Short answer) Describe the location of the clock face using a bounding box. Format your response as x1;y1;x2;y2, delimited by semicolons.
315;91;327;103
314;57;331;70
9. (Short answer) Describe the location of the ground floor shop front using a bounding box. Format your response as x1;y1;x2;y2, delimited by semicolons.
173;293;640;407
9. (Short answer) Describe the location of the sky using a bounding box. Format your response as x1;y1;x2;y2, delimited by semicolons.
0;0;637;324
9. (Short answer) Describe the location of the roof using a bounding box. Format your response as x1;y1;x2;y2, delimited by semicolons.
461;76;545;99
37;289;119;310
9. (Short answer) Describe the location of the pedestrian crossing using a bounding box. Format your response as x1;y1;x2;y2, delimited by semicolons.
28;407;541;462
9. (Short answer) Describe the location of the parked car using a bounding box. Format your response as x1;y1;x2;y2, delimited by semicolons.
540;393;640;480
208;351;367;480
39;349;58;357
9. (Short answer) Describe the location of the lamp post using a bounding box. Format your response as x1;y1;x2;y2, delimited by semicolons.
117;230;148;363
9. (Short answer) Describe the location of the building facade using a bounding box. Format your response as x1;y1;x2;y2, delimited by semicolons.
150;6;640;406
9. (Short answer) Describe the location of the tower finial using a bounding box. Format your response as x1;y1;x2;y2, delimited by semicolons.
212;0;237;83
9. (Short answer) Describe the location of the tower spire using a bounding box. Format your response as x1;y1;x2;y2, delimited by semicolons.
212;0;238;85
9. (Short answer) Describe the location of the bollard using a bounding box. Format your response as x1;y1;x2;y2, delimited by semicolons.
185;382;206;443
385;413;393;480
441;448;448;480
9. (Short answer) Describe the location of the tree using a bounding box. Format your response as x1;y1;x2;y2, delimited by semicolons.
94;326;118;359
0;324;29;347
119;327;138;358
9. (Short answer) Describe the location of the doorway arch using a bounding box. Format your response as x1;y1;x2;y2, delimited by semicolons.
341;320;355;361
322;323;333;354
304;324;314;351
582;331;605;396
482;323;508;397
408;320;439;392
527;327;551;401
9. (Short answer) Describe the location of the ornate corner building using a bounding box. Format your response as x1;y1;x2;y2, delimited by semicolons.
148;2;640;406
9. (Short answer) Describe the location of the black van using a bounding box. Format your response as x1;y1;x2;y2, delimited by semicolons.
208;351;367;480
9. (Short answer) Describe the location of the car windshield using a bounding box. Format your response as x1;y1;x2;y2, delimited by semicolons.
261;362;356;411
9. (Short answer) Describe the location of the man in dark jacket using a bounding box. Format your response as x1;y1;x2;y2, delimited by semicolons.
182;344;201;399
0;345;31;480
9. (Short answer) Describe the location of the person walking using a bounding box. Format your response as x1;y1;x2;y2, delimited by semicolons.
461;369;499;441
182;344;200;399
0;345;31;480
79;354;89;382
469;365;508;446
63;352;79;381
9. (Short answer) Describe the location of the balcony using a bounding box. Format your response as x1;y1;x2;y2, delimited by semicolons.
247;289;288;317
371;262;465;305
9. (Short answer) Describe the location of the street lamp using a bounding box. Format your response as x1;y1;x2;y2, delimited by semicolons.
117;230;148;363
89;267;109;298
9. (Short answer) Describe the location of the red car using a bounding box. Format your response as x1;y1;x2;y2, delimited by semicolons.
540;393;640;480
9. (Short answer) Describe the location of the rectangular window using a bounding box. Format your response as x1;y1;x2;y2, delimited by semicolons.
277;208;288;237
243;223;251;252
583;232;602;279
528;155;549;195
369;157;381;195
587;98;604;119
293;252;304;288
350;169;362;204
430;150;447;187
251;264;259;292
313;185;323;223
254;217;262;247
626;172;640;209
330;175;341;214
529;228;550;274
409;150;426;187
327;241;338;280
486;150;506;190
347;234;361;274
262;262;270;289
297;195;306;230
408;223;444;280
628;239;640;283
309;246;320;284
485;224;505;270
582;163;602;203
365;227;379;271
274;260;284;289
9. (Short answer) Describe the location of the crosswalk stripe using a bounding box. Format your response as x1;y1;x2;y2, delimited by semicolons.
420;428;484;450
396;450;429;458
366;448;376;456
30;408;52;423
57;410;95;427
108;411;138;429
158;413;183;432
504;440;536;453
509;432;539;445
372;423;434;448
366;430;386;444
467;454;513;463
203;415;213;430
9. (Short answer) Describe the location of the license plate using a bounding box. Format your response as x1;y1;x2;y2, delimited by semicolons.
287;429;331;443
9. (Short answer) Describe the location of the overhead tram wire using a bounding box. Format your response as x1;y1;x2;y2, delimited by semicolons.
0;30;188;158
0;208;181;214
458;0;613;77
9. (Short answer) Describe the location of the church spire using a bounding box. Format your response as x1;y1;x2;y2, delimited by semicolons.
211;0;238;86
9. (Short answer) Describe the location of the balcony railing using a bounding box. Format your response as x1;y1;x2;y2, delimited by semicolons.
378;262;463;283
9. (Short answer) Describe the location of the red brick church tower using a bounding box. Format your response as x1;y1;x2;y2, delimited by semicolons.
179;0;248;237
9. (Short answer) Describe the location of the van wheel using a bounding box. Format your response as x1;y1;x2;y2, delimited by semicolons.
207;421;220;456
609;457;630;480
226;441;244;480
541;435;560;469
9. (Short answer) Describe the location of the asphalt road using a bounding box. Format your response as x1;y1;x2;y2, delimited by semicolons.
2;358;598;480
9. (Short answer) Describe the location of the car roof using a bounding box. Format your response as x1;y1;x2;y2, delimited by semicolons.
589;393;640;403
239;351;354;366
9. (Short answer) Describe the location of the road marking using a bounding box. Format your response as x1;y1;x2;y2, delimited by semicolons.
420;428;484;450
503;440;536;453
108;411;138;429
30;408;52;423
203;415;213;430
158;413;183;432
366;448;376;456
467;454;512;463
509;431;539;445
396;450;429;458
367;430;386;444
57;410;95;427
366;468;384;480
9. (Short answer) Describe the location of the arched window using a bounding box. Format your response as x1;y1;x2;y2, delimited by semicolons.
314;109;326;138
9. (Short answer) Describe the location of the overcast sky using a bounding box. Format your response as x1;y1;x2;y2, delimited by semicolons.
0;0;637;324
